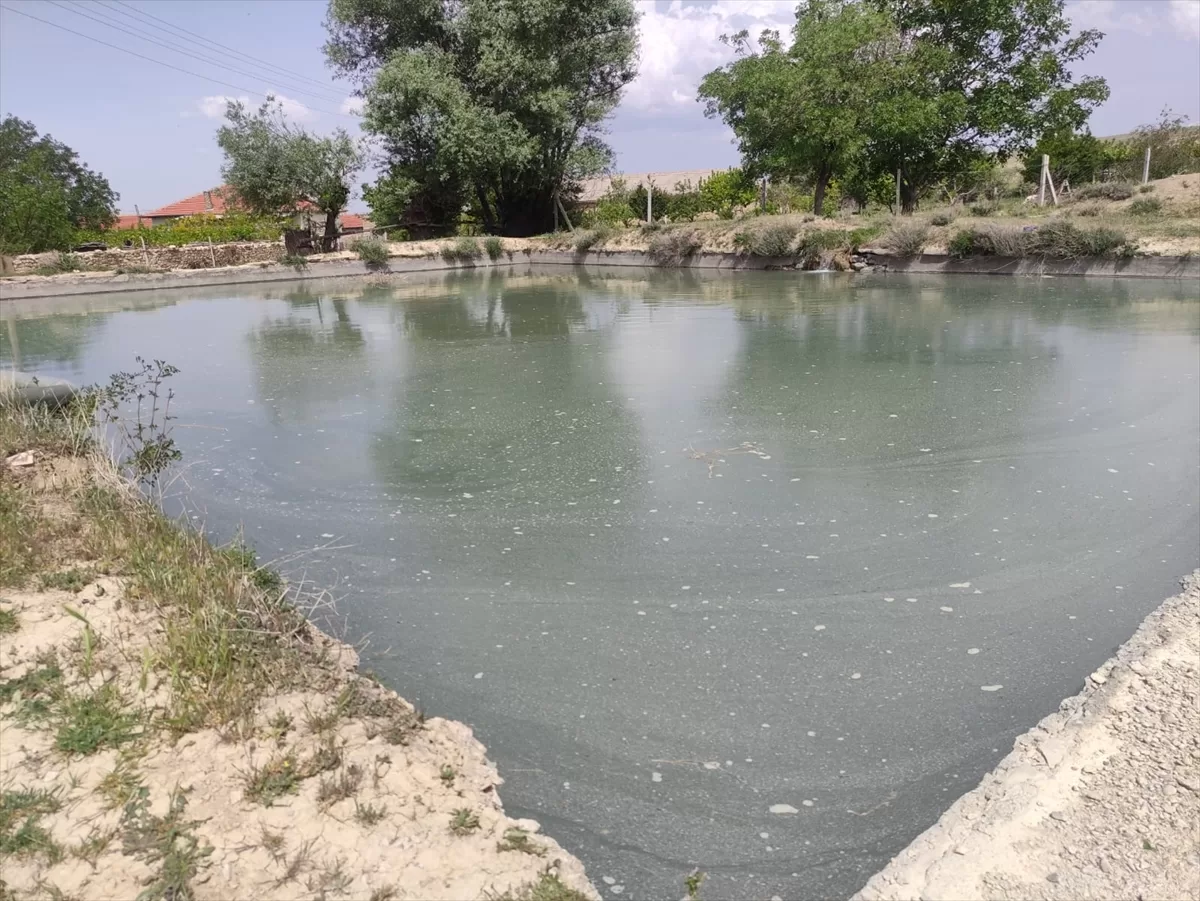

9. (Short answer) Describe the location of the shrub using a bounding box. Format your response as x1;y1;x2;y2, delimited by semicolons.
441;237;481;263
355;237;389;268
739;224;797;257
483;236;503;260
574;227;612;253
1138;184;1155;194
1073;182;1135;201
1074;203;1103;217
75;212;284;249
948;225;1027;258
930;212;954;227
881;221;930;257
281;253;308;270
1025;220;1134;259
968;202;998;217
646;230;701;266
1129;196;1163;216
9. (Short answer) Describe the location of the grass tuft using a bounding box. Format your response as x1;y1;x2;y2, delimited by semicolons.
121;786;212;901
646;230;701;266
0;605;18;635
55;684;139;755
448;808;480;835
39;567;95;593
494;873;592;901
949;221;1135;260
734;224;797;257
497;826;545;856
483;236;504;261
880;221;930;257
1073;181;1134;201
573;227;612;253
441;237;482;263
353;800;388;827
244;753;300;806
1129;196;1163;216
355;237;390;268
0;787;64;859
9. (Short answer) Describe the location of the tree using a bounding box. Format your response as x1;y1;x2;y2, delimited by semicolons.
326;0;638;236
1021;129;1128;186
216;98;363;251
868;0;1109;211
0;115;118;253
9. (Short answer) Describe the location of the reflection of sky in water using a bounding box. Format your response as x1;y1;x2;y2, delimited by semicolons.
3;270;1199;900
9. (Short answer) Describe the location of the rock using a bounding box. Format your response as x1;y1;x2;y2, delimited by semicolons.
1046;872;1060;884
1175;775;1199;793
1049;811;1068;822
5;451;34;468
602;877;616;886
1090;669;1107;685
769;804;799;814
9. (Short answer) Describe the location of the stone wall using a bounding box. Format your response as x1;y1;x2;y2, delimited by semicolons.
11;241;284;274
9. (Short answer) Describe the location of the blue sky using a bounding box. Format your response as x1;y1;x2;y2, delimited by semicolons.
2;0;1198;214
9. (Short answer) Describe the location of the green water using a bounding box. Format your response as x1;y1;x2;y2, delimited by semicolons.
4;268;1198;899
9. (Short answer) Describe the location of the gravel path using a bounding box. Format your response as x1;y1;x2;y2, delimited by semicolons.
854;572;1200;901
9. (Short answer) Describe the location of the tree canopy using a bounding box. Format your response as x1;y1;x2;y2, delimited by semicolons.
216;98;363;250
698;0;1109;213
326;0;639;236
0;116;118;254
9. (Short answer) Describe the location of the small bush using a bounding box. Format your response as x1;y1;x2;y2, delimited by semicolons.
1129;196;1163;216
930;212;954;227
55;684;139;755
574;227;612;253
483;236;503;261
646;230;701;266
281;253;309;270
739;224;797;257
355;238;390;268
1075;203;1103;217
968;202;998;217
1073;181;1134;201
948;225;1027;258
1138;184;1155;194
1026;220;1134;259
449;808;480;835
441;237;482;263
881;221;930;257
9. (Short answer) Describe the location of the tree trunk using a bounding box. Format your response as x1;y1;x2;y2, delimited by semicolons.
899;166;917;215
813;165;832;217
476;187;497;234
320;208;339;252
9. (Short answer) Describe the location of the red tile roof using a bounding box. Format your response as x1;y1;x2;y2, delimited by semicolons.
341;214;368;229
109;214;151;230
146;186;235;218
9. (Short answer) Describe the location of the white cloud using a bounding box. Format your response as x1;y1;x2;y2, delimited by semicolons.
623;0;794;113
196;92;315;121
341;96;365;115
1067;0;1199;40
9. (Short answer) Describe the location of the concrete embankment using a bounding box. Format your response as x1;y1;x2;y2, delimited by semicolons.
853;572;1200;901
3;247;1199;301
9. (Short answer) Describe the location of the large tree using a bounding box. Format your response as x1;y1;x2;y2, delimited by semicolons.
216;98;363;251
0;116;118;253
697;0;1108;214
698;0;895;216
326;0;639;236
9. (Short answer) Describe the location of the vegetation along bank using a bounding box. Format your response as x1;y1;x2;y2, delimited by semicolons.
0;378;597;900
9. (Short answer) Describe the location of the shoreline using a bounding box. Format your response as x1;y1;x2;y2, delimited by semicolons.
2;248;1199;301
853;572;1200;901
0;435;598;901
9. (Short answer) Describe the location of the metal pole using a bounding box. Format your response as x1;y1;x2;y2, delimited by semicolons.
646;180;653;223
1143;146;1151;184
895;167;901;212
1038;154;1049;206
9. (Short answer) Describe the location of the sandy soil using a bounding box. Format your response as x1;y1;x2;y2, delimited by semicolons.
0;458;597;900
853;572;1200;901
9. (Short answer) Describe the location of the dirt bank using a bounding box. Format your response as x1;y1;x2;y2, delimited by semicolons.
0;440;596;900
853;573;1200;901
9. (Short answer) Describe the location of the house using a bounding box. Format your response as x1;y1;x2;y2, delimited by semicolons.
143;185;371;235
577;170;722;205
110;214;152;230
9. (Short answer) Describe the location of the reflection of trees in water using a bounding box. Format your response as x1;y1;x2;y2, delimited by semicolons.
1;313;109;370
246;291;367;424
368;275;641;505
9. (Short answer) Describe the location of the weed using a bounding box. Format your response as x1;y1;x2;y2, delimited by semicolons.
64;605;100;677
0;787;63;859
273;838;316;886
71;826;116;866
356;237;390;269
484;236;504;261
1074;181;1134;201
646;230;701;266
948;225;1028;258
441;237;482;263
316;763;363;806
258;825;286;860
0;482;42;587
439;764;457;786
353;800;388;826
1138;184;1155;194
55;684;138;755
968;202;999;217
369;887;398;901
881;221;930;257
97;759;142;810
930;212;954;227
39;567;94;593
121;786;212;901
685;869;707;900
220;542;283;593
307;855;351;896
266;710;293;744
244;753;300;806
449;808;481;835
1129;196;1163;215
281;253;309;270
739;224;797;257
573;227;612;253
1075;203;1103;217
1143;838;1157;851
494;873;592;901
88;356;182;488
339;681;422;745
0;606;18;634
0;658;63;721
31;253;84;277
497;826;545;856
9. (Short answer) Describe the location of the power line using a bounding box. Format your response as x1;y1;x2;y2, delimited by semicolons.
0;4;358;121
48;0;347;106
97;0;348;98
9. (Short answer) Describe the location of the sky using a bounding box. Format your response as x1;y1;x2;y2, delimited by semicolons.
1;0;1198;214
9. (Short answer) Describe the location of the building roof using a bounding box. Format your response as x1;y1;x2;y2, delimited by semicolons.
577;170;724;203
146;187;234;218
110;214;152;230
341;213;369;230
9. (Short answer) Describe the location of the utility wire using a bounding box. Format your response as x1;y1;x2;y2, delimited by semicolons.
97;0;348;98
0;4;358;121
48;0;347;106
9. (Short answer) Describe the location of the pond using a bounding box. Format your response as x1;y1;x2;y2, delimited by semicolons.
4;268;1198;900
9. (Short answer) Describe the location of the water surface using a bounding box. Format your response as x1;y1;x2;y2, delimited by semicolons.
4;269;1198;899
